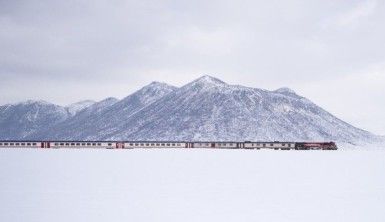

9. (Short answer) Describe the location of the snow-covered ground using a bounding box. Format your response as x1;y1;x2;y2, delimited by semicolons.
1;149;385;222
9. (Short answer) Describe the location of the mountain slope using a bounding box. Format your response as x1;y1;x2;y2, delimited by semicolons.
103;76;379;143
30;82;177;140
0;100;70;139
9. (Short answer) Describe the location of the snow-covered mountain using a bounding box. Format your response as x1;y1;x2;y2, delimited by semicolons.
29;82;176;140
99;75;381;143
0;100;70;139
31;97;120;140
1;75;384;145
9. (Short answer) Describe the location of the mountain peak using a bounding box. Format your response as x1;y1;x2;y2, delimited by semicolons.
66;100;96;116
18;100;52;106
188;75;227;88
143;81;177;91
196;75;226;84
274;87;296;94
149;81;175;87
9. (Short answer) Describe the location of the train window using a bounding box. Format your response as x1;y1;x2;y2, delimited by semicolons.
92;143;96;146
81;143;85;146
27;143;31;146
145;144;149;146
270;144;274;146
10;143;14;146
60;143;64;145
15;143;20;146
87;143;91;146
65;143;69;146
135;143;139;146
21;143;25;145
0;143;2;146
177;143;181;146
54;143;58;145
4;143;8;145
161;143;165;146
129;143;133;146
97;143;101;146
151;143;155;146
166;143;170;146
171;143;175;146
288;144;291;147
75;143;80;146
156;143;160;146
263;144;266;147
71;143;75;146
108;143;112;146
32;143;36;146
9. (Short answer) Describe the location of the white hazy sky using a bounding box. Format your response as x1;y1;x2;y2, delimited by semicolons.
0;0;384;135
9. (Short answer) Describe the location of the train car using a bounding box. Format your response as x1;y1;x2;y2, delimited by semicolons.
187;142;243;149
0;141;41;148
244;141;296;150
295;142;337;150
213;142;241;149
49;141;116;149
124;141;187;148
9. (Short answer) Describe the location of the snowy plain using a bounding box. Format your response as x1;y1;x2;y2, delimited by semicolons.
1;149;385;222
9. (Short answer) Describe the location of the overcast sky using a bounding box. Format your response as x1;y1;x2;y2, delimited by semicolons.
1;0;384;134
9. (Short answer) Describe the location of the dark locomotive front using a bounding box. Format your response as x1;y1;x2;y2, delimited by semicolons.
295;142;337;150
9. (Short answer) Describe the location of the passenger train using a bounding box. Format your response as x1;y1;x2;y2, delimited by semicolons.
0;141;337;150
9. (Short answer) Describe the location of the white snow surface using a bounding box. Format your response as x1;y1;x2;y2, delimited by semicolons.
0;149;384;222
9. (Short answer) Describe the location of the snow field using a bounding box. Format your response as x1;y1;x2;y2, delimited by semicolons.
0;149;384;222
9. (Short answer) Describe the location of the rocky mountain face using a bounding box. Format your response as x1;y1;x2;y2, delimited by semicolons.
1;76;383;145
